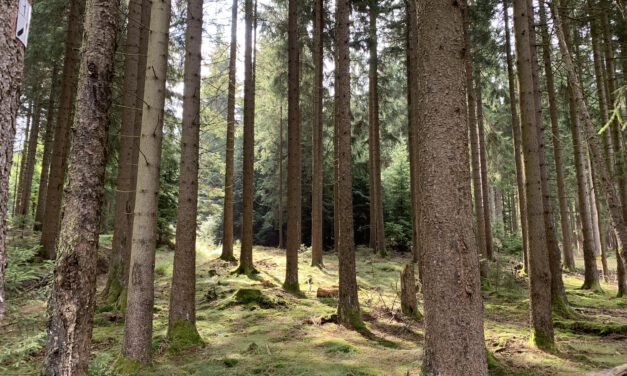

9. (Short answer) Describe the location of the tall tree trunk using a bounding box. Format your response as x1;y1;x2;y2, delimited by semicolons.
105;0;145;306
40;0;86;259
284;0;301;292
550;0;627;285
16;107;31;218
335;0;362;330
539;3;575;272
237;0;256;274
168;0;203;344
221;0;238;262
41;0;120;371
417;0;487;373
122;0;171;364
513;0;555;350
0;0;28;322
34;68;59;231
503;0;529;272
368;0;385;256
18;100;41;219
475;73;493;261
311;0;324;267
278;105;284;249
464;12;488;269
587;157;603;256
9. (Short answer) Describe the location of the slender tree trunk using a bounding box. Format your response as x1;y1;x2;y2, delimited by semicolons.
550;0;627;285
34;68;59;231
513;0;555;350
168;0;203;344
284;0;301;292
123;0;171;364
221;0;238;262
278;105;284;249
539;3;575;272
335;0;362;330
475;73;493;261
368;0;385;256
16;107;31;218
18;101;41;219
588;158;603;256
503;0;529;272
0;0;28;322
464;13;488;269
311;0;324;267
40;0;86;259
237;0;256;274
105;0;145;306
41;0;120;371
417;0;487;373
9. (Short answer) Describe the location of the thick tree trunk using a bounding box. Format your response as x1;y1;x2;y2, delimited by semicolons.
311;0;324;267
335;0;362;330
284;0;301;292
503;0;529;272
18;99;41;219
475;74;493;261
34;68;59;231
168;0;202;343
513;0;555;350
539;3;575;272
221;0;238;262
40;0;86;259
0;0;27;322
41;0;120;371
368;0;385;256
550;0;627;286
122;0;171;364
417;0;487;373
105;0;145;306
237;0;255;275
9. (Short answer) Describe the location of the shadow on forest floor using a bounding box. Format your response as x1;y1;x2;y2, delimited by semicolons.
1;229;626;375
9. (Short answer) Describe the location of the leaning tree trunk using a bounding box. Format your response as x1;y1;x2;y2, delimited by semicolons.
417;0;488;373
335;0;362;330
284;0;301;292
18;99;42;219
503;0;529;272
539;3;575;272
34;67;59;231
41;0;120;371
105;0;145;306
168;0;203;344
368;0;385;256
40;0;86;259
311;0;324;267
513;0;555;350
122;0;171;364
550;0;627;284
237;0;256;275
221;0;238;262
0;0;28;322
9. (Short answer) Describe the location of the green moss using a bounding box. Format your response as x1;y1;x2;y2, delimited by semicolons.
113;356;145;375
223;357;239;367
581;279;604;293
551;294;579;320
282;281;300;293
106;277;123;306
219;254;238;262
338;306;366;332
117;287;128;312
554;320;627;335
231;288;276;308
167;320;204;353
318;339;358;355
530;329;556;352
486;350;500;369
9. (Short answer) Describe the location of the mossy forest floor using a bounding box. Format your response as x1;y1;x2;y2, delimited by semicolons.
2;230;627;375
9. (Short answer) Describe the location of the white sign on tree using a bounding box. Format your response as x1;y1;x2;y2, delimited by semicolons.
15;0;32;47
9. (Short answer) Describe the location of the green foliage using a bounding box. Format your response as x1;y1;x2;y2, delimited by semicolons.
5;244;53;295
0;332;46;371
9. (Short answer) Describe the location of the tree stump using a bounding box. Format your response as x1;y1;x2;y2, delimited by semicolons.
400;264;421;319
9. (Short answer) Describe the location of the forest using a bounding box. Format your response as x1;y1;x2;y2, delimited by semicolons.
0;0;627;374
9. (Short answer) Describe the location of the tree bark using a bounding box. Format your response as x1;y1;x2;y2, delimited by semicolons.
368;0;385;256
513;0;555;350
284;0;301;292
34;67;59;231
400;264;421;319
122;0;171;364
0;0;28;322
335;0;362;330
503;0;529;273
41;0;120;371
15;107;31;218
168;0;202;343
40;0;86;259
311;0;324;267
237;0;256;275
417;0;488;373
278;105;284;249
18;99;41;219
475;73;493;261
105;0;145;306
221;0;238;262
